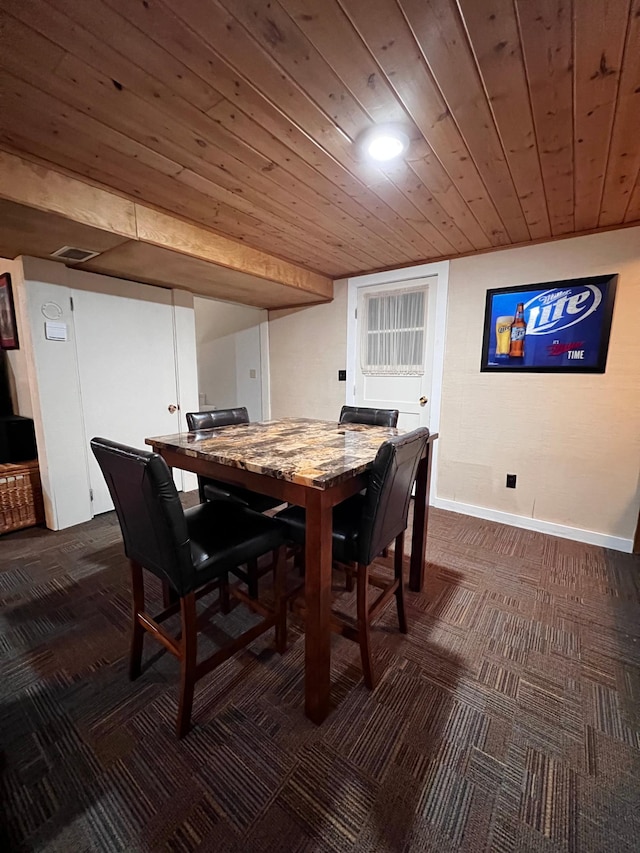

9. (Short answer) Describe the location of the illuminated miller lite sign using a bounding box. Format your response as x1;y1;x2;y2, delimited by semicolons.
524;285;602;335
481;273;617;373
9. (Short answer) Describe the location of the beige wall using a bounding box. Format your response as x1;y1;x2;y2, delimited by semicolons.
439;227;640;542
268;230;640;545
269;279;348;420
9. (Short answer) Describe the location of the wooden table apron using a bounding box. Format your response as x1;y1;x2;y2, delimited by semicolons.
147;428;434;724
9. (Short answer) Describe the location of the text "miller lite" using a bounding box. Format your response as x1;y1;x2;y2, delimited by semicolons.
524;286;602;336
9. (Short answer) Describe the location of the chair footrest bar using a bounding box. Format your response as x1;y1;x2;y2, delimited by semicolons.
195;614;277;680
368;574;391;590
138;611;182;657
231;585;272;618
154;600;182;624
367;583;398;624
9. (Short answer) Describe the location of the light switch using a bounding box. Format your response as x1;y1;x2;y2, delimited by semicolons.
45;321;68;341
249;369;257;379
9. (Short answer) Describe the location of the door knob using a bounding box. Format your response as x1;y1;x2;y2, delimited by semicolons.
168;404;178;413
418;396;428;407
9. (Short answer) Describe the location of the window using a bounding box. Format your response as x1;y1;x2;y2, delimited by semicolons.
360;286;427;375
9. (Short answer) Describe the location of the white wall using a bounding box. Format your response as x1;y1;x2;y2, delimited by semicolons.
268;234;640;549
12;256;198;529
18;259;89;528
194;297;266;420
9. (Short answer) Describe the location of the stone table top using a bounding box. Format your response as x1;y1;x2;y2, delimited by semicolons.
146;417;401;489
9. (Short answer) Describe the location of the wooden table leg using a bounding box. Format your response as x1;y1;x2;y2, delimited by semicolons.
409;437;436;592
304;489;333;724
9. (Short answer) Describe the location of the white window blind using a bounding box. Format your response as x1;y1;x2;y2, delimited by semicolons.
360;286;427;375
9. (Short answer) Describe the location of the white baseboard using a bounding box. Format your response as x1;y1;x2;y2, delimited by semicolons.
431;497;634;553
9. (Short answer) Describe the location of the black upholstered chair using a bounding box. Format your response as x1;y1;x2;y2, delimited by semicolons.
186;408;285;598
339;405;399;428
275;427;429;688
186;408;282;514
338;405;400;569
186;407;249;432
91;437;288;738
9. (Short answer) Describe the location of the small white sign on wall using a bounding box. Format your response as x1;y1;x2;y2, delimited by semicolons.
45;321;68;341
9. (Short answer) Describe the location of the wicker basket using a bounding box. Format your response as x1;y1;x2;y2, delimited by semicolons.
0;459;45;534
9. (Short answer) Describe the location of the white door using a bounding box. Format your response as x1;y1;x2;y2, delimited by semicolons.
73;283;182;515
354;277;437;431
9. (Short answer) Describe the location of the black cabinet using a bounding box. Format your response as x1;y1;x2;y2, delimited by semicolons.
0;415;37;463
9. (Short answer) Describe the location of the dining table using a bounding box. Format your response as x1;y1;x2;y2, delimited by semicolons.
146;417;438;724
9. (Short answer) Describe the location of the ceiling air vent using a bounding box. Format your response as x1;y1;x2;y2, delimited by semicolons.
50;246;101;263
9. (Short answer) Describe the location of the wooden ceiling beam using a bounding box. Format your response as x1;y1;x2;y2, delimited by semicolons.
0;148;137;238
0;150;333;303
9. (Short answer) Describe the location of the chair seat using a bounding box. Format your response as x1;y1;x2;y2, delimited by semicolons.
185;501;286;588
202;480;283;514
275;495;365;565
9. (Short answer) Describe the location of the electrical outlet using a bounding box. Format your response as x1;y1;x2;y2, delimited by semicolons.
338;370;346;381
506;473;517;489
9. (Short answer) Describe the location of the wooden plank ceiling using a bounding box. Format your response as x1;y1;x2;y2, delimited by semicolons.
0;0;638;294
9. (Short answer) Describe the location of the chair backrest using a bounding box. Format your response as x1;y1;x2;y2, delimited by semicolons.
358;427;429;565
186;407;249;431
339;405;399;428
90;438;194;595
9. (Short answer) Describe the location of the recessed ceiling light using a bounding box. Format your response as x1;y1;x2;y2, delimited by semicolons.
362;126;409;163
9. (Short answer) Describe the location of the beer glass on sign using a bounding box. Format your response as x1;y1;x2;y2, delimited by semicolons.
495;316;513;357
509;303;526;357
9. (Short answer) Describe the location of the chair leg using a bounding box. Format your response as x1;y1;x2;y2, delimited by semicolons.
273;546;288;654
345;563;355;593
394;532;408;634
247;558;259;599
219;573;230;614
293;548;304;576
177;592;198;739
162;579;178;608
356;562;376;689
129;560;145;681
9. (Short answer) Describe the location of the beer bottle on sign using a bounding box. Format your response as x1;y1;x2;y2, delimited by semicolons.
509;303;526;357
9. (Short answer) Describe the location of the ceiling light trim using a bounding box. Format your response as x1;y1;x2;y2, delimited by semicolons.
358;124;410;163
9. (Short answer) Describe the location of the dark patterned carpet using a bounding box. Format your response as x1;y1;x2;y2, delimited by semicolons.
1;498;639;852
